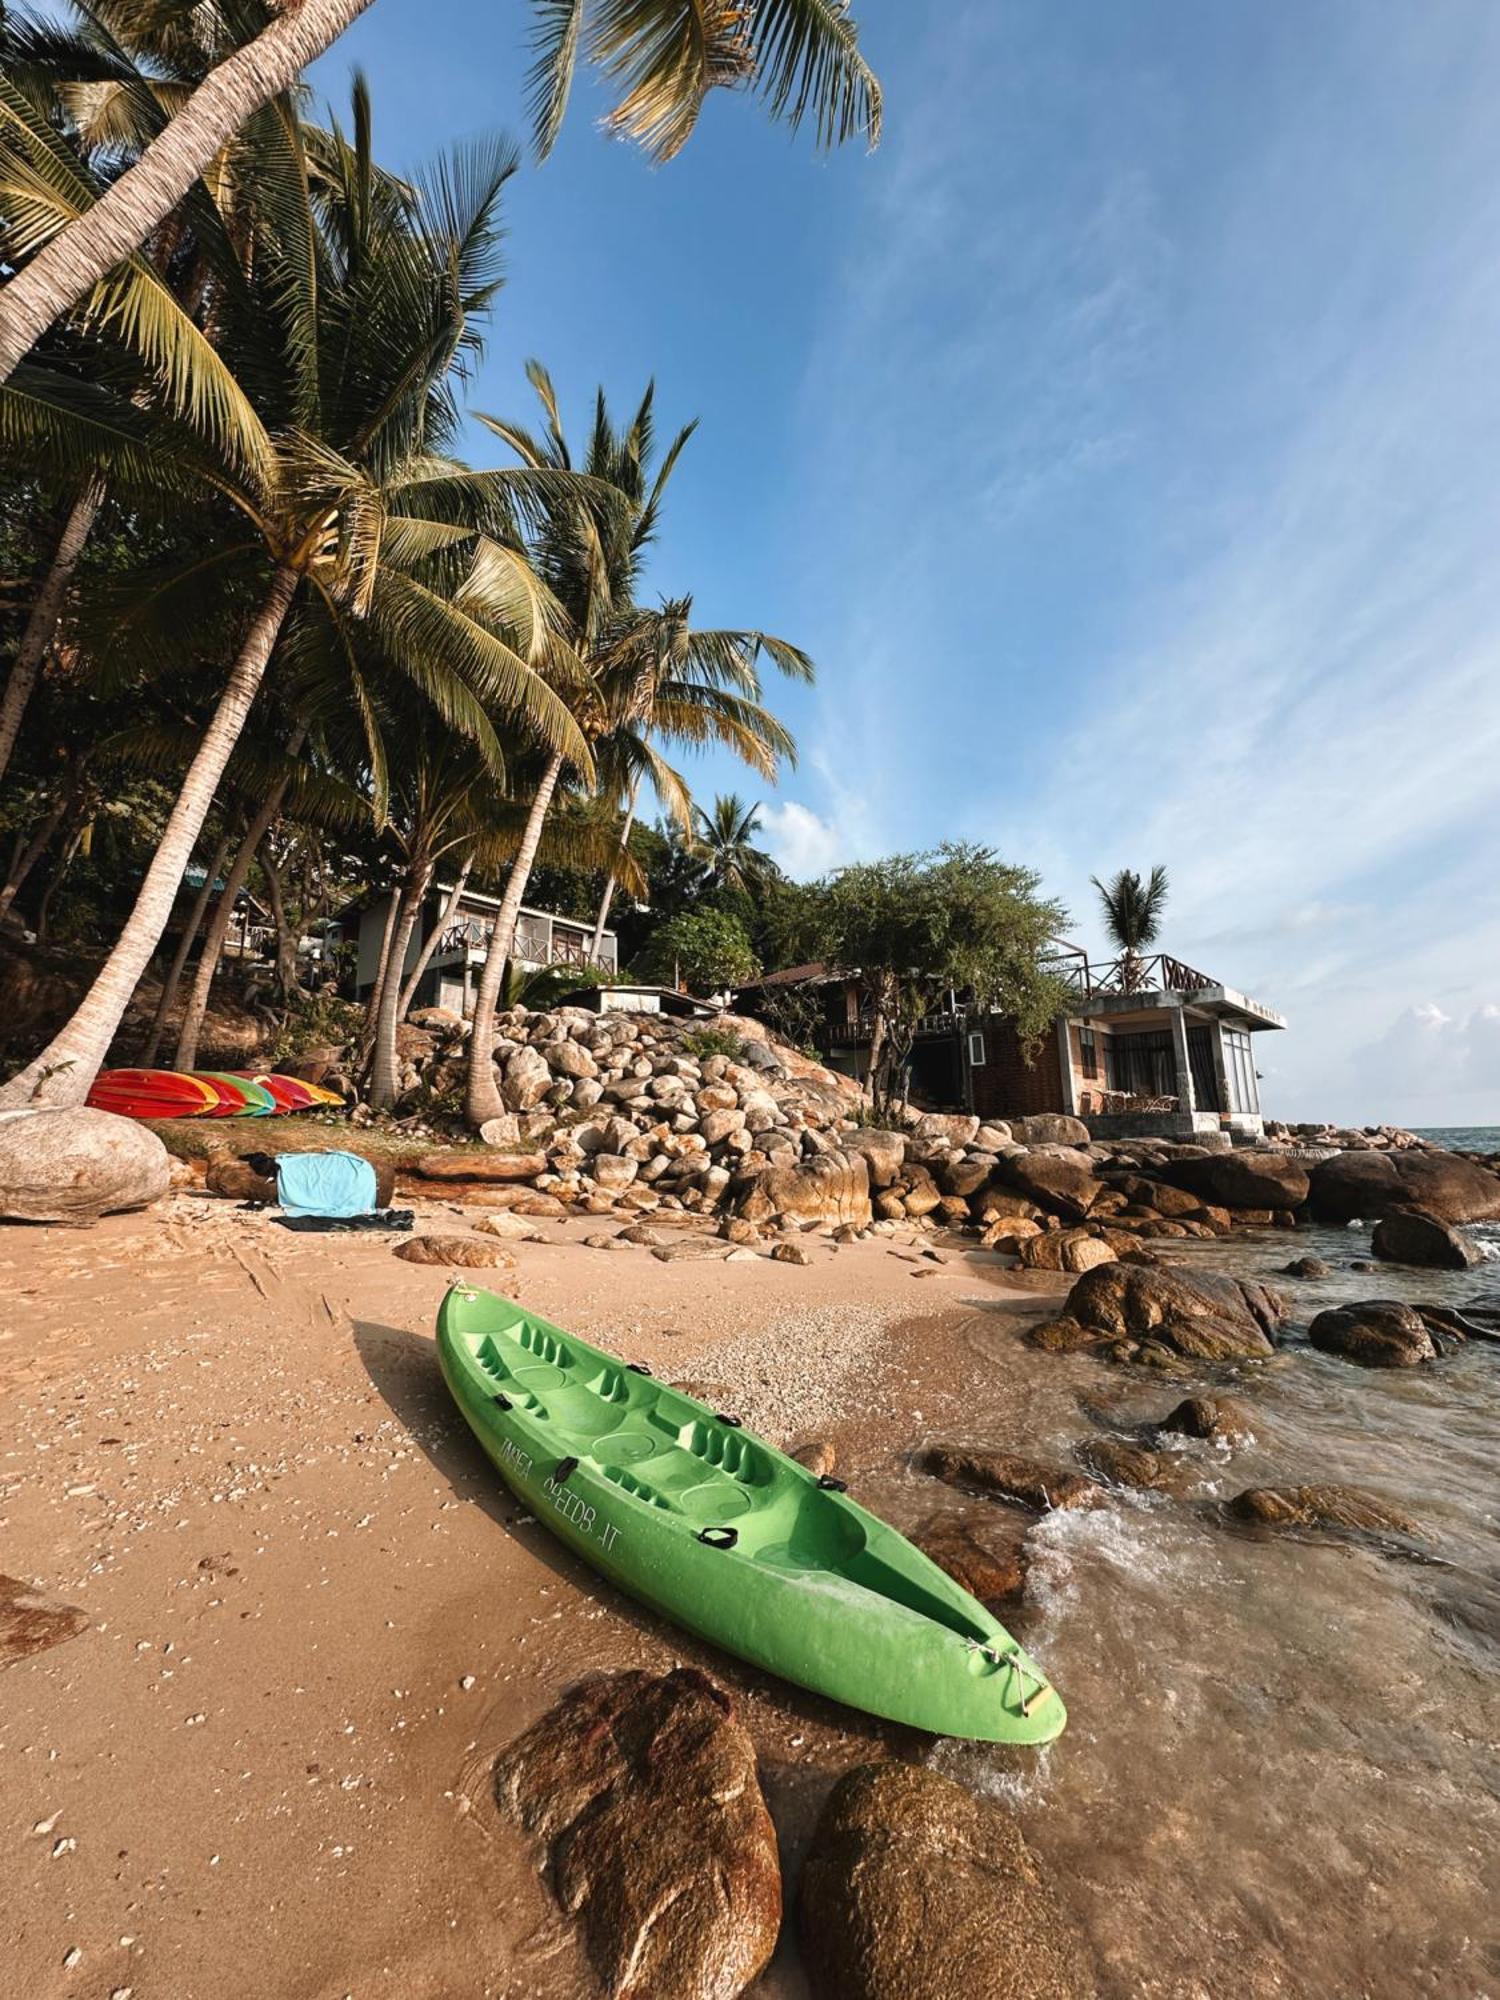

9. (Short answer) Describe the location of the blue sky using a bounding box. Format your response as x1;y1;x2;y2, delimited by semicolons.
313;1;1500;1127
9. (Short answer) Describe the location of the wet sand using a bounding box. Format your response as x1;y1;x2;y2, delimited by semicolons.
0;1195;1035;1999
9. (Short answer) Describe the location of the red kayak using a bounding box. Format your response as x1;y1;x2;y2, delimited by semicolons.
222;1072;326;1113
87;1069;222;1120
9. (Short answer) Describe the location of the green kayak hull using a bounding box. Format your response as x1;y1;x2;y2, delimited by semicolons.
437;1285;1066;1746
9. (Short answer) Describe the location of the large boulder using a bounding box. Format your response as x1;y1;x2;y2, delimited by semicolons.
501;1043;553;1112
495;1669;780;2000
1155;1395;1255;1447
799;1763;1094;2000
1370;1207;1481;1270
921;1446;1103;1514
1157;1151;1309;1211
1009;1113;1090;1149
912;1511;1029;1609
393;1233;518;1270
843;1128;907;1189
1015;1230;1117;1275
1228;1484;1419;1538
208;1151;397;1207
409;1149;545;1183
736;1148;872;1230
0;1106;170;1223
993;1149;1103;1220
1307;1300;1437;1368
911;1111;980;1149
1042;1262;1285;1363
1308;1148;1500;1225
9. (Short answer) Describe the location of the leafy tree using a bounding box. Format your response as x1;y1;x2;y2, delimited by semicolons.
804;845;1070;1112
0;0;881;389
694;791;774;895
460;365;810;1127
1091;864;1169;992
1;87;588;1108
636;904;758;994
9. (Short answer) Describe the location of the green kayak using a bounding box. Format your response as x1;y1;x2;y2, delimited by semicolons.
437;1285;1066;1745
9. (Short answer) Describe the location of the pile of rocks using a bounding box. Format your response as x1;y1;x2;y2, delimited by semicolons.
1264;1120;1434;1153
368;1008;1500;1267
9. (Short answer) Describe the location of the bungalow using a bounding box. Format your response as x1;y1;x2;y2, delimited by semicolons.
735;940;1285;1140
346;883;618;1017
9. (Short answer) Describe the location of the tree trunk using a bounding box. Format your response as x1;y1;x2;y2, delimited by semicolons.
0;793;70;925
367;865;429;1111
0;485;103;786
463;750;565;1129
34;823;85;939
262;836;303;1001
141;827;232;1064
173;721;306;1070
397;853;467;1021
352;886;402;1079
0;567;299;1108
588;784;638;963
0;0;374;384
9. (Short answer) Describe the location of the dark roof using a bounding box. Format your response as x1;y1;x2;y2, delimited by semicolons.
737;961;843;990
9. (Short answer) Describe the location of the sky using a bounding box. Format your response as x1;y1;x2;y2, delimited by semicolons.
311;1;1500;1129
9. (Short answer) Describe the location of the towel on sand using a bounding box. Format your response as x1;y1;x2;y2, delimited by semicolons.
274;1150;379;1218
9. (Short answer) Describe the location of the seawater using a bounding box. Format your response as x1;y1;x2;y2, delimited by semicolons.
855;1150;1500;1998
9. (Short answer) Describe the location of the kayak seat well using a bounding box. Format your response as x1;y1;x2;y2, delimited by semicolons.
677;1419;776;1486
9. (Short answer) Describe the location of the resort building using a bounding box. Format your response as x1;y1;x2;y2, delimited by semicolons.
735;941;1285;1140
346;883;618;1017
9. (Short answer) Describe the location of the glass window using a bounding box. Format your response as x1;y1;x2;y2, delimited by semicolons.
1080;1027;1098;1079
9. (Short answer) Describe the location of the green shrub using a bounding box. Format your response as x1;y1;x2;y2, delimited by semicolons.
680;1026;747;1061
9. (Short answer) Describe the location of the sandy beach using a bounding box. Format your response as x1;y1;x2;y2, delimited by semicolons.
3;1192;1055;1999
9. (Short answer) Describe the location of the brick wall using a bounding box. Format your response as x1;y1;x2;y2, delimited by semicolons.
969;1016;1067;1119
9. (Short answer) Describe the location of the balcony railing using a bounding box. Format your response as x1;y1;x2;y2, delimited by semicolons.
431;915;617;974
1043;945;1215;1001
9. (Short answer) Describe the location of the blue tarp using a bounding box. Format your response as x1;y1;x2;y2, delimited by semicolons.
275;1150;379;1218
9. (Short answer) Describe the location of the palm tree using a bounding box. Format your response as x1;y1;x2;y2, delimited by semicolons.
460;368;811;1127
0;2;300;782
694;792;772;895
1091;865;1169;993
0;0;881;387
0;91;590;1109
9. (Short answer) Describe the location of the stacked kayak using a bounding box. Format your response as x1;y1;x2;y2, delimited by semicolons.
437;1287;1066;1745
87;1068;343;1119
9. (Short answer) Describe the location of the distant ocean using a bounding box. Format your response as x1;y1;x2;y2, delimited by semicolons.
1411;1127;1500;1153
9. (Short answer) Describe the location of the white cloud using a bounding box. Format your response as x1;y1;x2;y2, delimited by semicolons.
759;800;848;881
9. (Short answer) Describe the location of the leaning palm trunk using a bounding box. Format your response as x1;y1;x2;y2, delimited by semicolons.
397;853;470;1022
463;749;565;1129
588;782;639;963
0;0;373;384
0;567;299;1107
173;723;305;1070
368;865;430;1111
353;888;403;1079
141;828;233;1065
0;484;103;785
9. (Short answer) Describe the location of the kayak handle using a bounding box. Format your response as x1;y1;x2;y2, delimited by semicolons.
492;1393;513;1411
817;1474;848;1493
554;1456;579;1482
715;1413;743;1428
627;1362;653;1376
698;1526;739;1550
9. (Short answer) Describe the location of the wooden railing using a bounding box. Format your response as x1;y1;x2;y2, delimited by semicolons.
431;916;617;973
1043;944;1215;1000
